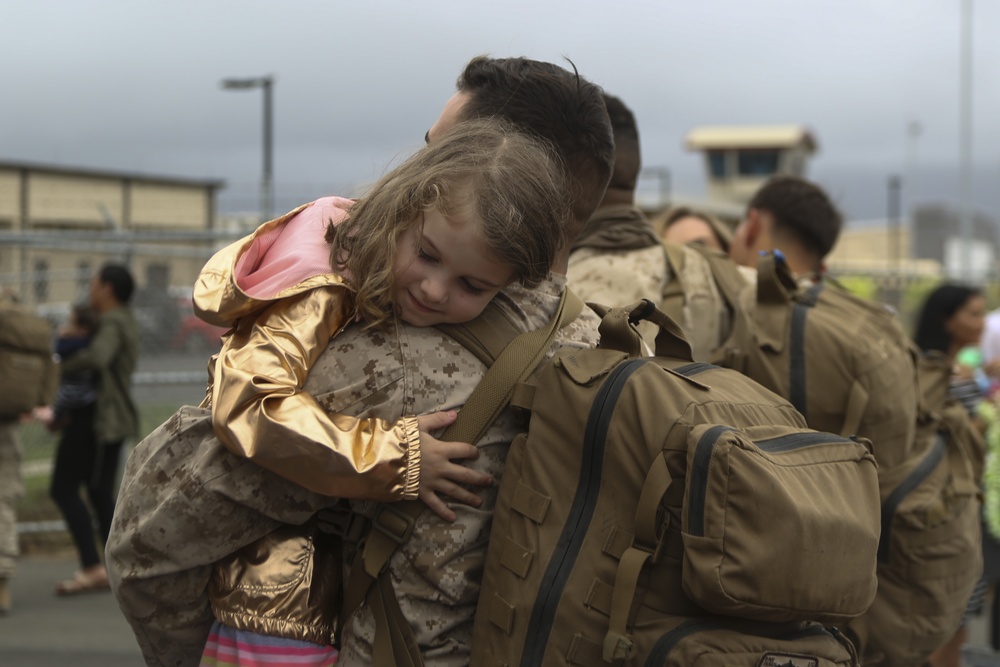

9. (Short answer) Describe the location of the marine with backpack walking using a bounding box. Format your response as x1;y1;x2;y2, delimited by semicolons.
720;176;983;666
0;289;58;615
567;94;754;359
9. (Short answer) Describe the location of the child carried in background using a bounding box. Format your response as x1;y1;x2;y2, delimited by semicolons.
192;119;569;666
48;303;101;431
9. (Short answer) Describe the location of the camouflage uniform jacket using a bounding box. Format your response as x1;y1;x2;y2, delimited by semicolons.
193;197;420;501
107;273;600;667
569;237;753;360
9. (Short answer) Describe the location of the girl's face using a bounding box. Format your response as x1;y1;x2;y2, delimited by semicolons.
947;293;987;349
392;203;514;327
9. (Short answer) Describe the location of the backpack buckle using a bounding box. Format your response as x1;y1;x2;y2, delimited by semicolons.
316;503;369;545
603;632;635;661
372;504;416;545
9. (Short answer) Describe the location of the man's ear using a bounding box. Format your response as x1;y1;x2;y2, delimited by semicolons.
743;208;764;251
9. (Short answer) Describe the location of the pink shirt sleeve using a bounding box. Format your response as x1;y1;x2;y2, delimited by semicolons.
235;196;353;299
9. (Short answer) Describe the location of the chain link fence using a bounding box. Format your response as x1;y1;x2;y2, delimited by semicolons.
5;234;226;539
5;232;980;539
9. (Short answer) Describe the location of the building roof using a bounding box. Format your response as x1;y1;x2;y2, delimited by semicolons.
684;125;818;152
0;159;225;189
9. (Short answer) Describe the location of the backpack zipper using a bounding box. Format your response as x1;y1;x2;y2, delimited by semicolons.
877;433;947;563
519;357;651;667
644;619;836;666
674;362;717;377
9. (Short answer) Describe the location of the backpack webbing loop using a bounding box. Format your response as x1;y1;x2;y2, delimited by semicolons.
604;454;672;662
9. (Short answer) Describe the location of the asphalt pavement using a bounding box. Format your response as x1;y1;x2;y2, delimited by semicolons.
0;553;143;666
3;551;1000;666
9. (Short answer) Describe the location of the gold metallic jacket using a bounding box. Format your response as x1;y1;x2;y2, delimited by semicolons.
191;203;424;645
208;518;343;646
193;204;421;502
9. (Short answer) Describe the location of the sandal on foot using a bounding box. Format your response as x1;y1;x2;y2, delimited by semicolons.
55;569;110;596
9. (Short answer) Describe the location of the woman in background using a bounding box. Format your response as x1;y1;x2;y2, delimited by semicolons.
913;283;989;667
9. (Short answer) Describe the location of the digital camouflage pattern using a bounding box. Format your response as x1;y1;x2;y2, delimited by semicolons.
0;422;23;578
108;274;600;667
568;242;753;360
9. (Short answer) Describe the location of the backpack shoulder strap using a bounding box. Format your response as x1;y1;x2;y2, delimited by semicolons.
339;289;584;666
686;243;747;313
752;251;799;353
660;242;687;326
435;298;523;367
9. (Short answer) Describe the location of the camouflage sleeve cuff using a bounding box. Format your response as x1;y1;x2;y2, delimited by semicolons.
400;415;421;500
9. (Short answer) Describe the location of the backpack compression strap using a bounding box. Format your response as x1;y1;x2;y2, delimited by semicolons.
339;289;584;667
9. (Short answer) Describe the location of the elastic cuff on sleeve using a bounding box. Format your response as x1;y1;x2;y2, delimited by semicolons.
399;415;421;500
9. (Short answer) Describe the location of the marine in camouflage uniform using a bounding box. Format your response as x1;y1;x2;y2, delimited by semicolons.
566;94;750;359
568;210;751;360
107;275;600;667
0;421;23;591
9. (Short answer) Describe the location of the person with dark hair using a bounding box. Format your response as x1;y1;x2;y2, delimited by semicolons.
51;262;139;595
438;55;615;270
729;175;843;275
566;93;663;342
110;56;614;666
913;283;989;667
914;284;986;360
567;93;752;355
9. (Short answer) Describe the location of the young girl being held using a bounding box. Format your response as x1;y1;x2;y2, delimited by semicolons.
194;119;569;666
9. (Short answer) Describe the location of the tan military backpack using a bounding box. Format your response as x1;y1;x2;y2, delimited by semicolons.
471;300;878;667
711;252;918;471
0;299;57;419
845;352;983;666
709;253;983;665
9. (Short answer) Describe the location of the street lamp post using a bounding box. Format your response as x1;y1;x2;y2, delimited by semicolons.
221;76;274;222
959;0;973;280
887;175;903;310
905;120;922;216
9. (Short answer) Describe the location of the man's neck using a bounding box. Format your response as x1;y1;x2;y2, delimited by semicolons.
758;236;819;277
779;250;821;277
97;301;120;315
597;188;634;209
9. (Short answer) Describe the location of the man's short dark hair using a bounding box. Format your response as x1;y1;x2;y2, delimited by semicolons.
603;93;640;193
748;176;842;259
457;56;614;227
98;263;135;304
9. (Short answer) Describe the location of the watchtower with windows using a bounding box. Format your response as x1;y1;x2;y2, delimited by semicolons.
684;125;818;208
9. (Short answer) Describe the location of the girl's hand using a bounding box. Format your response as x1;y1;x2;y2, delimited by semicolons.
415;411;494;522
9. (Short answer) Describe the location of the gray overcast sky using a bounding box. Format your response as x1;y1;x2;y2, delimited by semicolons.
4;0;999;223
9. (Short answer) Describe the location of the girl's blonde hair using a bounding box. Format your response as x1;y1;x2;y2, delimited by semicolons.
327;119;570;328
